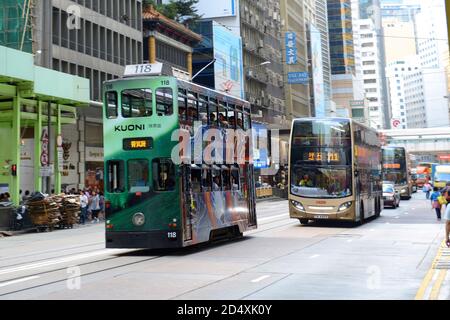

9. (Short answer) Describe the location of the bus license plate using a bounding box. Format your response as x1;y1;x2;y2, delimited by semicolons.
314;215;329;219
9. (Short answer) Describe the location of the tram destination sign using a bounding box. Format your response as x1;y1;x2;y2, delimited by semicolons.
124;63;163;77
123;137;153;151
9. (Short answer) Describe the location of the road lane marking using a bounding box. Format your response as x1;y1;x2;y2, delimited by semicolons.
415;241;445;300
0;249;126;276
251;275;271;283
430;270;447;300
0;276;40;288
258;214;290;222
309;254;320;259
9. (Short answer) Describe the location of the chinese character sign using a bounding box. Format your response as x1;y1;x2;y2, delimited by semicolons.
285;32;297;65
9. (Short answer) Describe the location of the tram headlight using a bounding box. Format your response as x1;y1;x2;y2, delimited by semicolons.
291;201;305;212
338;202;353;212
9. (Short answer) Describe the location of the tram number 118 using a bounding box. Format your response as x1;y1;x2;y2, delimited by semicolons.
168;232;177;239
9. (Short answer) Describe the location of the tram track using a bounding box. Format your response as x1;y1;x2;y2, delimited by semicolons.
0;210;295;297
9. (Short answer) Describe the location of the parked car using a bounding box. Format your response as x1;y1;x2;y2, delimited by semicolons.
383;184;400;208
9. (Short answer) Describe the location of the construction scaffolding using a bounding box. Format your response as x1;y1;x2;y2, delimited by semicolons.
0;0;34;53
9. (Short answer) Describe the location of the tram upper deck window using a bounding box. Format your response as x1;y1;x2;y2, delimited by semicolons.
128;159;150;193
209;99;218;126
153;159;175;192
236;111;244;129
156;88;174;116
218;101;228;128
198;95;208;125
228;105;236;129
178;89;187;121
187;92;198;122
121;89;152;118
105;91;118;119
107;160;125;193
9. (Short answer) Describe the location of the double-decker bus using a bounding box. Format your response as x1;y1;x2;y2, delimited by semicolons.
102;65;257;249
382;146;412;200
289;118;382;225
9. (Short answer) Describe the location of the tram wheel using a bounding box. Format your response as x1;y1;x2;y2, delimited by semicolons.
299;219;309;225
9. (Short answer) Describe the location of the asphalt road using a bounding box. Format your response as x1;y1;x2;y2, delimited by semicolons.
0;191;447;300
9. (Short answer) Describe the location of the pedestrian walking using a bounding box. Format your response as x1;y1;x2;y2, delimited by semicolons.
99;192;105;221
89;191;101;223
430;187;443;220
423;182;432;200
441;183;450;247
79;190;88;225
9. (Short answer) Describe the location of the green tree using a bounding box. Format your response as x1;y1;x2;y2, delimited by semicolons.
143;0;201;26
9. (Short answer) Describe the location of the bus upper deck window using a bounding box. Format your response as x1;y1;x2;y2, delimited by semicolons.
107;160;125;193
128;159;150;193
178;89;187;121
152;159;175;192
121;89;152;118
156;88;174;116
105;91;118;119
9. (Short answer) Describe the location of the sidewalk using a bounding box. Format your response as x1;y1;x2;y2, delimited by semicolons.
0;221;103;238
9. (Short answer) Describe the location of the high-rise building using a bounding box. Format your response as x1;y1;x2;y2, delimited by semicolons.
353;19;386;129
327;0;355;75
383;18;417;64
280;0;311;119
192;0;285;127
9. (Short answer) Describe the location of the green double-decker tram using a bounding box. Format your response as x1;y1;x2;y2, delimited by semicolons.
103;65;257;249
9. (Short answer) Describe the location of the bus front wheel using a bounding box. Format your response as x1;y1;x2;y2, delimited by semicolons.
299;219;309;225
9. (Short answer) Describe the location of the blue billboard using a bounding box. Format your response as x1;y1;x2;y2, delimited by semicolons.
213;22;244;99
253;123;270;169
288;72;309;84
285;32;297;65
310;24;326;118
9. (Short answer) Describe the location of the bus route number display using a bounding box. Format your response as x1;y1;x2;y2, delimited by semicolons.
383;163;401;169
123;138;153;151
305;152;340;162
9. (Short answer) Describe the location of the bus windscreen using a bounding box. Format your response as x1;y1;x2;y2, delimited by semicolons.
382;148;407;185
290;119;352;198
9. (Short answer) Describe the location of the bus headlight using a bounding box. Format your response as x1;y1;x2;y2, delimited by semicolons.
291;201;305;212
338;202;353;212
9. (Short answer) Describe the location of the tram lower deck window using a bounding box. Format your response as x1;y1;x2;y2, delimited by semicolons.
107;160;125;193
153;159;176;191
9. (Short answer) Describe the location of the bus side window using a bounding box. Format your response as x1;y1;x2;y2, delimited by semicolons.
202;167;212;192
178;89;187;121
191;168;202;193
107;160;125;193
156;88;173;116
187;92;198;122
209;99;218;126
152;159;176;192
222;167;231;191
105;91;118;119
198;95;208;125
